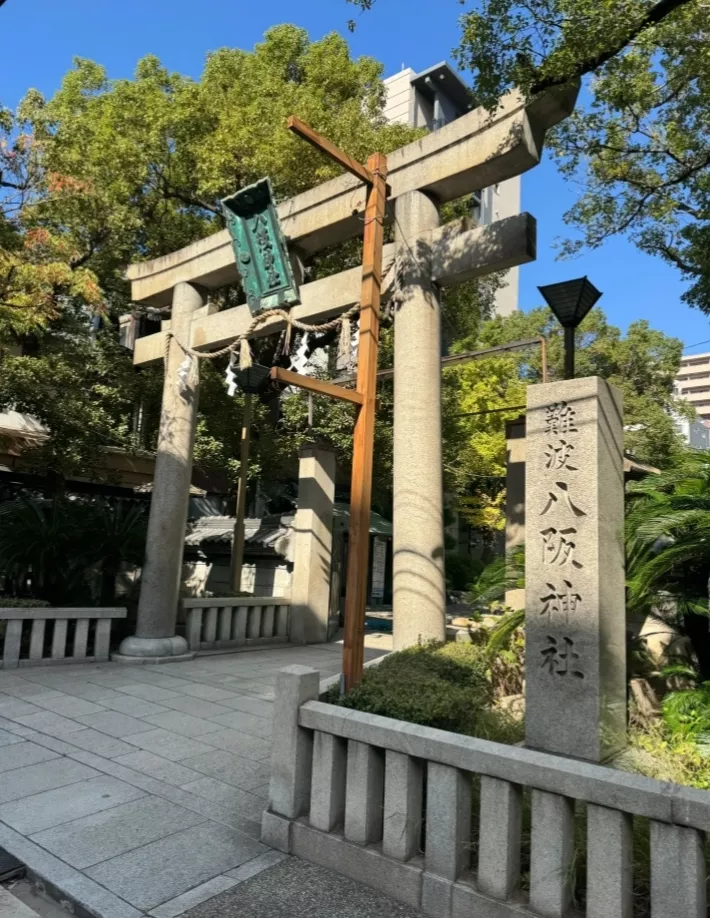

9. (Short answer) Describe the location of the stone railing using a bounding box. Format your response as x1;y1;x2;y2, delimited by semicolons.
262;665;708;918
1;607;127;669
183;596;291;652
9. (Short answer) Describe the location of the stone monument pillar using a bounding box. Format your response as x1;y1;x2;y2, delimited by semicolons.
290;444;336;644
116;281;206;662
525;377;626;762
392;190;447;650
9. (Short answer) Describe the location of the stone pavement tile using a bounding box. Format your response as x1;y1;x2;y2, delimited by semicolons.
0;757;99;805
122;728;218;762
41;680;128;703
182;856;422;918
173;683;241;702
0;822;143;918
224;850;288;882
30;694;107;718
26;733;84;757
100;694;172;718
158;696;235;719
60;728;138;759
148;875;239;918
114;683;182;702
0;715;21;732
0;728;24;746
69;749;265;840
14;711;88;738
223;682;275;700
143;711;224;738
112;750;204;787
5;725;36;738
0;740;58;774
217;695;274;719
80;673;144;689
30;794;205;868
125;672;194;691
180;777;266;821
0;774;145;834
180;749;269;788
74;711;156;737
0;681;66;700
86;820;266;911
234;776;269;798
0;698;44;720
207;711;271;739
203;728;271;761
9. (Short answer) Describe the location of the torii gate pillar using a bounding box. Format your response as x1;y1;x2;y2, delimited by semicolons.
393;190;447;649
116;281;206;662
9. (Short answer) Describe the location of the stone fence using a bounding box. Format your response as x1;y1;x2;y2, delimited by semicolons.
262;665;707;918
0;607;127;669
183;596;291;652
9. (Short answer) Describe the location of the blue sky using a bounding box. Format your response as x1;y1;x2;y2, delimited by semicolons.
2;0;708;352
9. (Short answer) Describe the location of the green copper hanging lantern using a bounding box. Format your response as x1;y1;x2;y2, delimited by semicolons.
221;177;301;316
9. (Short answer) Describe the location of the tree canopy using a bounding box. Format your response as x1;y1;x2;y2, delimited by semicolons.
0;25;416;486
443;304;688;532
348;0;710;314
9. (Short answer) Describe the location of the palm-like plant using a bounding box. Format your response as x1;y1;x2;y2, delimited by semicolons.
0;498;147;606
626;449;710;679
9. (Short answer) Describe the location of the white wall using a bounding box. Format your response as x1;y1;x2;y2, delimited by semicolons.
383;69;416;125
181;559;292;598
383;66;520;317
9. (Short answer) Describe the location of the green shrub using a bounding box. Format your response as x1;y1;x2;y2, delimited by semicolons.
0;597;51;608
445;553;483;592
329;642;521;742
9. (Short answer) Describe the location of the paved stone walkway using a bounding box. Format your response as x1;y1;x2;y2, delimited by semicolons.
0;643;384;918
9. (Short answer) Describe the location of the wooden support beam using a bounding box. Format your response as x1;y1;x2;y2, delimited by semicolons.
269;367;363;406
342;151;388;691
287;117;376;187
229;394;252;594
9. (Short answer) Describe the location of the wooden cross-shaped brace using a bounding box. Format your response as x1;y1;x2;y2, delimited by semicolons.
281;117;388;690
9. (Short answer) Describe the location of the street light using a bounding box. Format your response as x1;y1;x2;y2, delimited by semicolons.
538;277;602;379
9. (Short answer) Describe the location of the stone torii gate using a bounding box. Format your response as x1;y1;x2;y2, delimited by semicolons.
117;84;578;662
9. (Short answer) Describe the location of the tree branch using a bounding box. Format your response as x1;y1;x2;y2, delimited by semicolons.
656;242;698;274
531;0;694;94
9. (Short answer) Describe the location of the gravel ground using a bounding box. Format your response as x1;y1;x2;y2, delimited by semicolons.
183;857;422;918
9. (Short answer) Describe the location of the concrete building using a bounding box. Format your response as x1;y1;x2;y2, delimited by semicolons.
673;413;710;449
676;352;710;422
382;62;521;316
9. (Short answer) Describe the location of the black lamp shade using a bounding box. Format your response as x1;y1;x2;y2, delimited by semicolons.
235;363;271;394
537;277;602;328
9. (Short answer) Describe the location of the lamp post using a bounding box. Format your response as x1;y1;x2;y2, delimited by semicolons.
537;277;602;379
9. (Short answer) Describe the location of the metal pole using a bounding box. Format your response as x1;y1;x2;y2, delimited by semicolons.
564;326;575;380
230;394;252;594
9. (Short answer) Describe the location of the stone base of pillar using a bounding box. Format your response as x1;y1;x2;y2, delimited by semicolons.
113;634;194;665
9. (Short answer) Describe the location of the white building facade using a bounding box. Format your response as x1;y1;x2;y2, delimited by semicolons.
382;63;521;316
676;352;710;422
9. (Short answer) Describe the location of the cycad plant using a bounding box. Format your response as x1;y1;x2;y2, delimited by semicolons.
0;497;147;606
626;449;710;680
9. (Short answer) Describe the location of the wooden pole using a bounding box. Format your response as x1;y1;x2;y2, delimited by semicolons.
342;152;388;691
230;394;252;594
